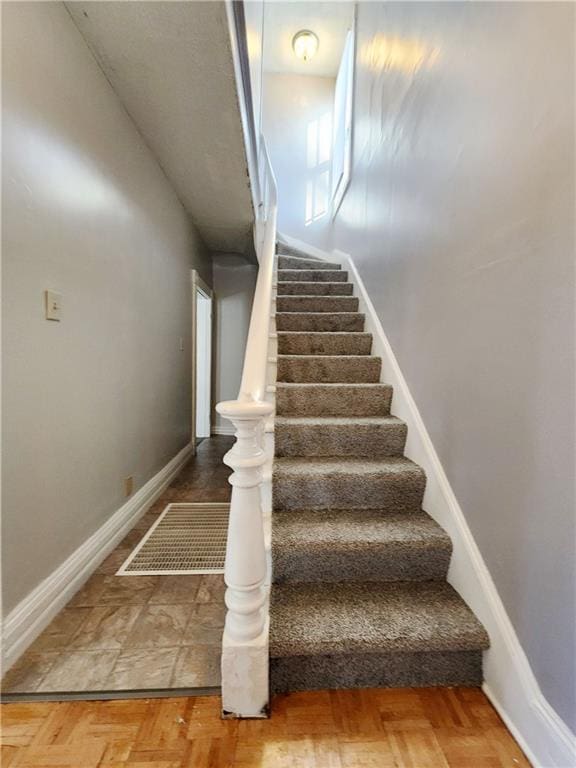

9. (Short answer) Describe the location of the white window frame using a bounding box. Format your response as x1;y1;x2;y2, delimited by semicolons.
331;8;357;219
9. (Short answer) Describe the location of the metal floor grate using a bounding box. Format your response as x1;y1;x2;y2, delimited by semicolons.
117;503;229;576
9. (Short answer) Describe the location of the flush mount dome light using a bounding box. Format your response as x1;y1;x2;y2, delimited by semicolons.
292;30;319;62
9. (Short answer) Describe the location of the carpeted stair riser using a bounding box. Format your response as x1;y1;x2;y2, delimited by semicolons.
278;355;381;383
275;417;406;457
276;313;365;332
276;383;393;417
273;458;426;513
278;269;348;283
277;281;353;296
271;650;484;693
276;295;359;313
272;509;451;582
278;255;341;271
277;332;372;357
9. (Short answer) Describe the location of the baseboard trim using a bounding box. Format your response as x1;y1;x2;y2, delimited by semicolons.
2;441;194;672
484;683;576;768
211;425;236;436
283;237;574;768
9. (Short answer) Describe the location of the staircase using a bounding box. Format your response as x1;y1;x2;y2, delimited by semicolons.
270;246;489;693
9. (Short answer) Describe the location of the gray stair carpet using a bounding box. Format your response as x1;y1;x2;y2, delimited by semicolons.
270;246;489;693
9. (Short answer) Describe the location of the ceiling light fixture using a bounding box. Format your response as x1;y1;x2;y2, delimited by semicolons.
292;30;319;62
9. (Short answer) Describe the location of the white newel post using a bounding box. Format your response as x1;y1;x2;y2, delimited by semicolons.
216;398;274;718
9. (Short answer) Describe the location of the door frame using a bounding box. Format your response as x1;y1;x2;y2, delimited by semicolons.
191;270;214;453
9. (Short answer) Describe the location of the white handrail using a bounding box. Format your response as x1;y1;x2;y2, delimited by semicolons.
216;133;278;719
238;139;277;403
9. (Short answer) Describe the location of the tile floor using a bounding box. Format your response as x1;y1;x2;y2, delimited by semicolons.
1;437;234;697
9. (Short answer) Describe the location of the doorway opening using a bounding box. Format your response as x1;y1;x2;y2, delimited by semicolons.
192;271;213;446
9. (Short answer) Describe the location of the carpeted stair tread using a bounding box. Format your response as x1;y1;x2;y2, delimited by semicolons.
276;383;393;416
276;312;365;332
277;295;359;313
272;509;452;582
270;581;490;657
276;415;402;425
277;355;381;383
277;244;323;258
278;254;342;271
277;281;354;296
273;457;426;512
275;415;406;457
278;269;348;283
277;332;372;356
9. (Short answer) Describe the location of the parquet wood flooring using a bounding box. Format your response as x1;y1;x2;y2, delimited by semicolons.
1;687;531;767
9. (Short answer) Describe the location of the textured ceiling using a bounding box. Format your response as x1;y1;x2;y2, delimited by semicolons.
264;1;353;78
67;1;255;256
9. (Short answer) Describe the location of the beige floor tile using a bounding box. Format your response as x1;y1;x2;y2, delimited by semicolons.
26;608;91;653
172;646;221;687
181;603;225;646
118;528;145;548
67;574;108;607
123;604;192;648
148;575;203;604
195;574;225;604
104;647;180;690
97;575;159;605
96;548;132;575
68;605;143;650
38;650;119;692
1;652;60;693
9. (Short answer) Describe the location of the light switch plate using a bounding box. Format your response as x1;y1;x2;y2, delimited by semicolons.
124;476;134;497
45;290;62;321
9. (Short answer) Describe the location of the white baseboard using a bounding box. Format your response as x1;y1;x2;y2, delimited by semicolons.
211;424;236;436
2;441;194;672
284;237;575;768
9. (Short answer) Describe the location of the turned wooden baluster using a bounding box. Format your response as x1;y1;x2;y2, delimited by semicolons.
216;399;273;718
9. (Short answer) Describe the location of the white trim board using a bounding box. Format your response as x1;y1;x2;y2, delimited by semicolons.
2;441;194;672
280;236;575;768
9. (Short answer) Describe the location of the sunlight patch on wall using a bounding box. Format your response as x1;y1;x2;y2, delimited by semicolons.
6;111;129;216
305;112;332;225
361;35;440;75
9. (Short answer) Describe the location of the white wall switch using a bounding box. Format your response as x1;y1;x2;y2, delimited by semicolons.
124;476;134;497
45;290;62;321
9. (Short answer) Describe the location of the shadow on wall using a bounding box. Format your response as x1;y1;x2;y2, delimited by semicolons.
212;254;258;433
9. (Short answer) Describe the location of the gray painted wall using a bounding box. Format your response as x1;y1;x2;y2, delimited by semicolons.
212;255;258;433
2;2;212;615
333;2;575;729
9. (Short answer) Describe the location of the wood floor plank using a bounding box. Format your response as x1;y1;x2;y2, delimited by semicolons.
10;738;107;767
0;687;530;767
